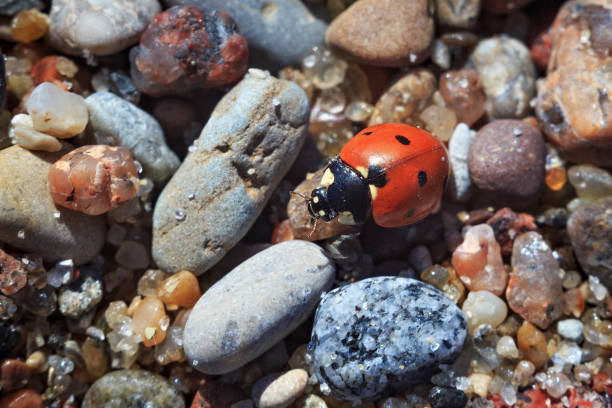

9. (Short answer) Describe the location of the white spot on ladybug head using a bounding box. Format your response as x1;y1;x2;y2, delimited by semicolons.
318;210;326;217
356;166;369;178
369;185;378;200
338;211;357;225
321;168;335;188
313;196;319;203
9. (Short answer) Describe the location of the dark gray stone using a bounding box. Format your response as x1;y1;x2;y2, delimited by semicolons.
311;277;467;401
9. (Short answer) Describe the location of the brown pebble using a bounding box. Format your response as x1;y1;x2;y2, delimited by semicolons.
439;69;485;126
0;389;43;408
516;321;548;368
0;360;30;392
48;145;140;215
271;220;295;244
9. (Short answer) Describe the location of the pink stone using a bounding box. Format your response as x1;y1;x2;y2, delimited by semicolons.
507;231;563;329
451;224;507;296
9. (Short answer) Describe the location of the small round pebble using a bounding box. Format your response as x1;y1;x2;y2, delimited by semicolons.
461;290;507;333
495;336;519;359
130;5;248;96
251;369;308;408
557;319;584;342
48;145;140;215
567;165;612;201
427;386;468;408
311;277;467;401
82;369;183;408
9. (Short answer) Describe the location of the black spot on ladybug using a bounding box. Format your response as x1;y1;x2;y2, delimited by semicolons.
366;165;388;188
405;208;416;218
418;171;427;187
395;135;410;145
362;131;373;135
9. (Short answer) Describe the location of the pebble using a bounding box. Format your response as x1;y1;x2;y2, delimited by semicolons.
507;231;563;329
130;6;248;96
435;0;480;28
567;197;612;289
0;389;42;408
184;240;334;374
535;0;612;166
452;224;507;295
25;82;88;138
0;322;20;359
58;266;103;318
82;369;184;408
467;35;536;119
48;145;140;215
427;386;468;408
156;270;201;309
131;296;169;347
0;249;27;296
448;123;475;202
85;92;180;183
191;380;247;408
166;0;326;69
30;55;79;92
152;70;309;275
439;69;486;126
9;114;62;152
461;290;507;333
48;0;161;57
10;8;49;44
325;0;434;67
486;207;538;257
468;119;546;208
482;0;533;14
311;277;467;401
496;336;519;359
0;146;105;264
0;359;30;391
567;165;612;201
251;369;308;408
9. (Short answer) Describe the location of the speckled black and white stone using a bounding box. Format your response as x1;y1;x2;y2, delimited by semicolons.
310;277;467;402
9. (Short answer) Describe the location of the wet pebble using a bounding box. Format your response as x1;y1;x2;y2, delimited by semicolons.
85;92;180;184
130;6;248;96
165;0;326;69
325;0;434;67
252;369;308;408
468;119;546;208
82;369;183;408
184;240;334;374
152;70;309;275
567;164;612;201
311;277;467;401
467;35;536;119
567;197;612;289
48;0;161;57
0;146;105;264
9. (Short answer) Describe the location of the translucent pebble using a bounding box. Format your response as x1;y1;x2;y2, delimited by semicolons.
544;372;571;398
439;69;485;126
588;275;608;302
512;360;535;387
301;46;348;90
546;167;567;191
8;113;62;152
131;296;169;347
462;290;507;333
0;295;17;320
469;373;492;398
567;164;612;200
419;104;457;142
25;82;88;138
47;355;74;375
451;224;507;296
137;269;167;296
46;259;74;288
551;342;582;367
115;241;149;270
288;344;312;372
496;336;519;359
345;101;373;122
279;67;315;102
318;86;346;114
557;319;584;341
500;382;517;406
156;270;201;309
11;9;49;43
104;301;129;330
420;265;450;289
516;322;548;367
295;394;327;408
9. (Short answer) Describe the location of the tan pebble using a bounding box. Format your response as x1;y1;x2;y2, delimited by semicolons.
8;114;62;152
130;296;168;347
469;373;492;398
516;321;548;368
25;352;47;373
156;270;201;309
461;290;507;333
127;296;143;316
252;369;309;408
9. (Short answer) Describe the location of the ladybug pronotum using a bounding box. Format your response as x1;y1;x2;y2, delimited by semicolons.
308;123;449;228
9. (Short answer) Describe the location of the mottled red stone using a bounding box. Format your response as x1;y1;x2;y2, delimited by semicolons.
487;208;538;257
190;380;246;408
130;6;248;96
0;249;27;296
530;31;552;72
48;145;140;215
593;373;612;394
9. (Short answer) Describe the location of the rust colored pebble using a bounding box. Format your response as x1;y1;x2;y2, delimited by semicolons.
0;249;27;296
191;380;246;408
0;389;43;408
271;219;295;244
516;321;549;368
486;208;537;257
30;56;78;91
131;296;169;347
48;145;139;216
156;270;201;309
0;360;30;392
530;31;552;72
130;6;249;96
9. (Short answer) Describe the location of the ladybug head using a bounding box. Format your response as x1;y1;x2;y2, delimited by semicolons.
308;187;337;222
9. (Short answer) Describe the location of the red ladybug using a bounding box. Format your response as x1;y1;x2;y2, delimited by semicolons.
308;123;449;228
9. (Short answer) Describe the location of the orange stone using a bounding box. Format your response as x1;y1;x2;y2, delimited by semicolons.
516;321;549;368
30;55;78;91
545;167;567;191
130;296;169;347
11;9;49;44
156;270;201;309
0;389;42;408
271;220;295;244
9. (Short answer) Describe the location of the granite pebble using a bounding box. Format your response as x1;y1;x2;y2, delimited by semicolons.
152;70;309;275
311;277;467;401
184;240;335;375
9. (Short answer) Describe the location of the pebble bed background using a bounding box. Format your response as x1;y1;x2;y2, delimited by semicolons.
0;0;610;407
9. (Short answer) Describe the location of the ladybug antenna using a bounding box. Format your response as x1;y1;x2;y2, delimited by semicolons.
290;190;309;202
308;217;319;240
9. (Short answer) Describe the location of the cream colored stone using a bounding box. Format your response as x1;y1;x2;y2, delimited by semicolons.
9;114;62;152
252;369;308;408
462;290;508;333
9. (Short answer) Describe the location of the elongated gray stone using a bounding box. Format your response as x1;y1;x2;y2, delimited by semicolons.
152;69;309;275
184;240;335;374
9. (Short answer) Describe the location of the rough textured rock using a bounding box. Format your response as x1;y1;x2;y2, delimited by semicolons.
82;369;184;408
183;240;335;374
567;197;612;290
325;0;434;67
85;92;180;183
152;70;309;275
535;0;612;167
468;119;546;208
507;232;564;329
164;0;326;69
48;0;161;57
467;35;536;119
311;277;467;401
0;146;106;265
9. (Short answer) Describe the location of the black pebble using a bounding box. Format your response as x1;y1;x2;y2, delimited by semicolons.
395;135;411;145
0;322;21;359
428;386;468;408
418;171;427;187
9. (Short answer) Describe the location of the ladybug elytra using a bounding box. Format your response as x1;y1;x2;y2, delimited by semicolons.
308;123;449;228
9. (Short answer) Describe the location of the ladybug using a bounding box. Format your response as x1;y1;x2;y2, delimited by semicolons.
307;123;449;228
